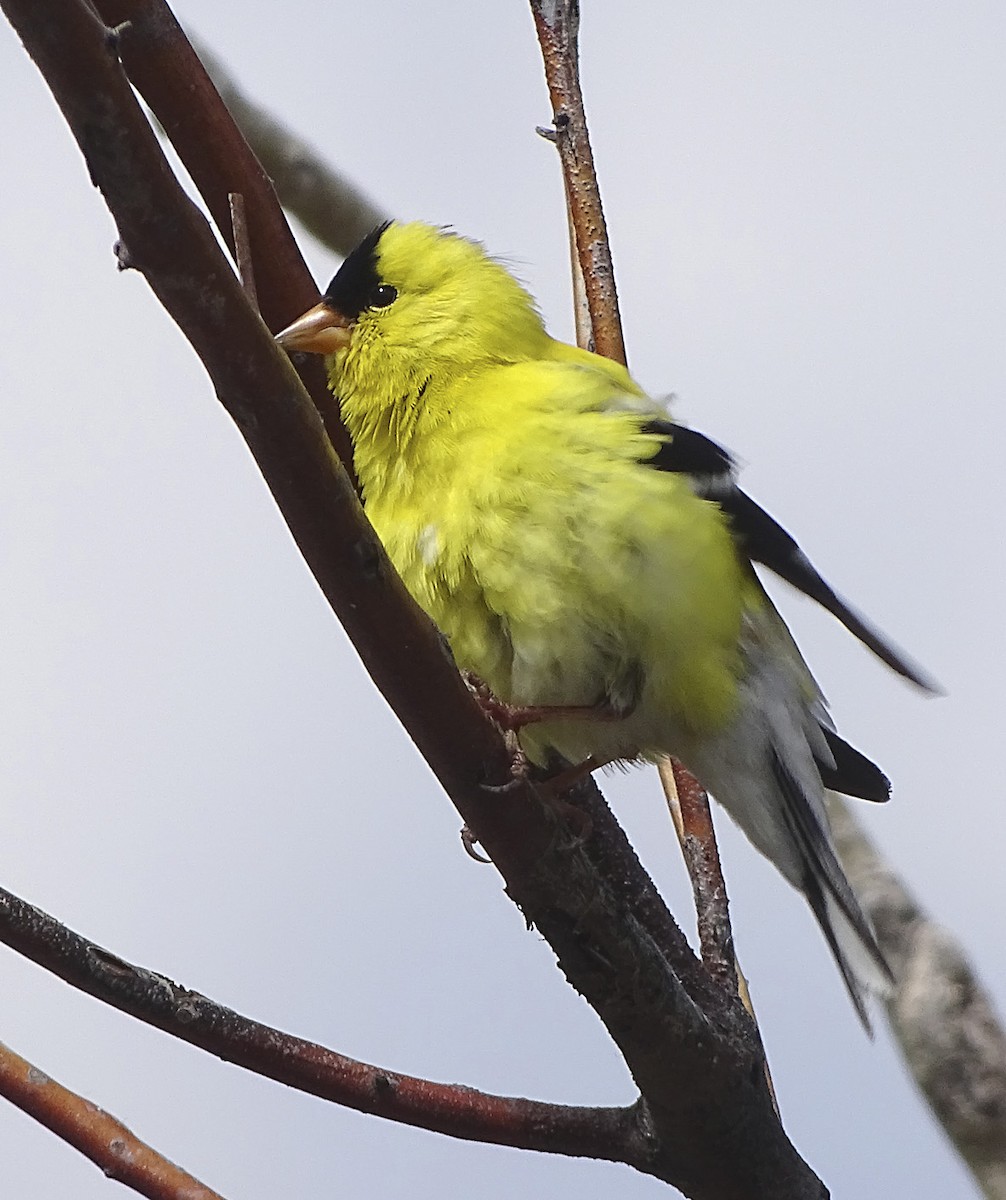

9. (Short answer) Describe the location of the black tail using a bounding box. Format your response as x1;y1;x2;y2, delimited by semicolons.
771;749;893;1032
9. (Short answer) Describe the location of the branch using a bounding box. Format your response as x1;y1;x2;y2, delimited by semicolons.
827;796;1006;1200
1;1;826;1194
0;1039;227;1200
91;0;357;478
658;760;736;987
0;886;639;1164
530;0;751;1038
529;0;625;362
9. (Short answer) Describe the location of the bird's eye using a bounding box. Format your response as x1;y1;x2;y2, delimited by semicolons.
370;284;398;309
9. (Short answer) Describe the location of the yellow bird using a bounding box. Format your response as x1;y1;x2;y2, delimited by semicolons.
278;221;933;1026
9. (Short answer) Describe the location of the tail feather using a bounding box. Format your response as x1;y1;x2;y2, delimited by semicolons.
771;749;893;1031
803;876;894;1032
816;727;891;803
683;613;895;1028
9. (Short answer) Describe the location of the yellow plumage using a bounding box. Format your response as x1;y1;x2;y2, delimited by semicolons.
278;220;931;1026
367;360;750;753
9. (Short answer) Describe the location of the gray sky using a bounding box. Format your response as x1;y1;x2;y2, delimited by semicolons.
1;2;1003;1197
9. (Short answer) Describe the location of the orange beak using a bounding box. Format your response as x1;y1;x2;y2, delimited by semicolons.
275;302;353;354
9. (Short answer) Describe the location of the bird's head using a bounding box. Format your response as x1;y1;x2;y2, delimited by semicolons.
276;222;550;396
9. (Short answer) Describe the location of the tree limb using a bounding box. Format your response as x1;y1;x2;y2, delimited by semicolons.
93;0;357;478
828;796;1006;1200
0;886;641;1165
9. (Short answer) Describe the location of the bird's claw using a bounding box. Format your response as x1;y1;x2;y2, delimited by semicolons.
478;730;530;795
461;825;492;863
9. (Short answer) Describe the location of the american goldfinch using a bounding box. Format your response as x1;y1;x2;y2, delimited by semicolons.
277;221;932;1025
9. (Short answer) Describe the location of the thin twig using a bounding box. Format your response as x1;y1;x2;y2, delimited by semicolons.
228;191;258;310
535;123;593;348
531;0;744;1013
656;759;777;1113
530;0;625;364
653;763;777;1108
0;1039;227;1200
658;759;735;986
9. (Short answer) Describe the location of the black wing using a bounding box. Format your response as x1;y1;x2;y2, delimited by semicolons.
639;419;937;693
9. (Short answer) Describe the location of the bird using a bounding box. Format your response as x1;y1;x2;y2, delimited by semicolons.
276;220;935;1027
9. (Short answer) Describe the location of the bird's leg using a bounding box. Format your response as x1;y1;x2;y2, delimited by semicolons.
465;671;618;850
535;755;617;849
463;671;633;732
532;757;620;849
538;755;610;796
480;695;632;730
467;671;623;821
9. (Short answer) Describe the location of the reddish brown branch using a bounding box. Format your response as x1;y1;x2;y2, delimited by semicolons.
94;0;309;333
0;886;641;1165
0;0;826;1194
669;760;736;988
531;0;740;1014
530;0;625;364
0;1039;227;1200
93;0;356;478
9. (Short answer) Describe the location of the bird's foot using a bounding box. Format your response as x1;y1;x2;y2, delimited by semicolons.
535;756;617;849
474;740;602;850
479;730;530;796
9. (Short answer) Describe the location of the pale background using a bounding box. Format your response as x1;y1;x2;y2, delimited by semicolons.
1;2;1003;1196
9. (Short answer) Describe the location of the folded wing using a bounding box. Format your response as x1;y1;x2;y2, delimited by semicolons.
638;419;938;693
